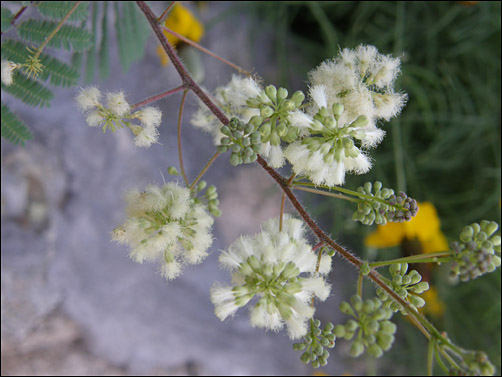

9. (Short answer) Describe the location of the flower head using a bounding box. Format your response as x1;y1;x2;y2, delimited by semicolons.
112;182;214;281
211;215;331;340
285;87;380;186
75;87;162;147
191;75;262;144
308;45;407;128
1;60;21;86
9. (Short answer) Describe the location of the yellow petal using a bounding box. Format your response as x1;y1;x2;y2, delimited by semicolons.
365;221;406;248
156;45;170;67
403;202;442;242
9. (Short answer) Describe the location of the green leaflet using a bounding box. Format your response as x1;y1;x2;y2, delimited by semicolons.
1;39;79;87
1;6;13;33
36;1;89;21
1;103;33;145
18;19;93;51
2;73;54;108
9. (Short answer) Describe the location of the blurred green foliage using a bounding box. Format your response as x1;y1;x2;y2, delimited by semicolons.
227;1;501;374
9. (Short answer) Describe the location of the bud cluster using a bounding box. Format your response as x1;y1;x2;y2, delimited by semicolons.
293;319;335;369
193;180;221;217
217;117;261;166
454;351;496;376
352;181;418;225
334;295;396;358
246;85;305;146
376;263;429;315
449;221;501;282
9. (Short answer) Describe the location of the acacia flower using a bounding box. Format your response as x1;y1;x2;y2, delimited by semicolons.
112;182;214;281
285;85;380;186
191;75;262;144
75;87;162;147
308;45;407;129
211;215;331;340
156;3;204;66
1;60;21;86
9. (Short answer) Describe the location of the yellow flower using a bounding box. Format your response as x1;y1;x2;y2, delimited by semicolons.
156;3;204;66
418;286;445;318
365;202;448;254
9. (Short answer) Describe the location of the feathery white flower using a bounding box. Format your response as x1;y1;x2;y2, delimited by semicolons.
284;94;377;187
190;75;262;144
308;45;407;128
211;215;331;340
76;87;102;112
106;91;130;117
1;60;21;86
113;182;214;281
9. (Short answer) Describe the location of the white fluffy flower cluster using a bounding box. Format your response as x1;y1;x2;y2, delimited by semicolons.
285;86;376;187
211;215;331;340
1;60;21;86
112;182;214;281
283;45;407;187
190;75;262;144
308;44;407;127
75;87;162;147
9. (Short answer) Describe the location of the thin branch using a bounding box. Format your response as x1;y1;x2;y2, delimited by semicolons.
189;151;220;190
161;25;252;76
131;84;186;110
157;1;176;23
292;185;359;202
177;90;190;186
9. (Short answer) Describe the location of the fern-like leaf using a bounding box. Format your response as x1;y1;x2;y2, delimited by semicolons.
36;1;89;22
2;74;54;107
18;19;93;51
98;1;110;80
114;2;150;72
1;103;33;145
84;1;98;83
1;39;79;87
1;6;13;33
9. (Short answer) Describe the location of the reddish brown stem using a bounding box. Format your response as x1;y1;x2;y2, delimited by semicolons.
131;84;186;110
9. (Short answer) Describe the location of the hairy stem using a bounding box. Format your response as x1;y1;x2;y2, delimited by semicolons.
177;89;190;186
161;25;252;76
292;185;359;203
157;1;176;23
369;252;451;268
131;84;186;110
189;151;220;190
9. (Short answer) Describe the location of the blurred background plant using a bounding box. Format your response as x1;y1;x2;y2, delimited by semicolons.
227;1;501;374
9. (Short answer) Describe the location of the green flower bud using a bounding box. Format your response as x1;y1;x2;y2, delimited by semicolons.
350;295;363;311
345;319;358;332
334;324;345;338
217;145;229;153
379;320;397;334
270;131;281;146
293;342;306;351
265;85;277;101
221;125;232;136
209;208;222;217
340;301;354;316
300;352;310;364
460;226;474;243
277;121;288;137
292;90;305;106
349;340;365;357
167;166;179;175
277;87;288;100
311;360;320;369
350;115;369;128
332;103;344;117
232;130;243;140
260;105;274;118
230;153;240;166
197;180;207;191
367;344;384;358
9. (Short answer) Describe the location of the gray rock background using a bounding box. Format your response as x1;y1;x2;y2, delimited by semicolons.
1;2;355;375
